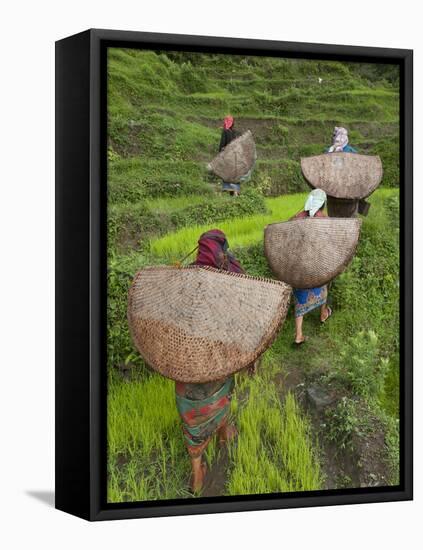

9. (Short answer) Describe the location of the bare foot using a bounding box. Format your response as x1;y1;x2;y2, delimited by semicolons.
190;462;207;494
320;306;333;323
294;336;307;345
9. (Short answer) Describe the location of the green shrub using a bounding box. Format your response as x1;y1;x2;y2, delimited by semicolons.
232;242;273;278
251;160;309;196
372;136;400;187
325;397;362;451
325;330;390;400
109;159;210;201
324;396;399;483
170;187;267;226
331;193;399;353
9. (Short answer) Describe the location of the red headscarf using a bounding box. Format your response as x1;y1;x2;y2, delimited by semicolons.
223;116;234;130
193;229;243;273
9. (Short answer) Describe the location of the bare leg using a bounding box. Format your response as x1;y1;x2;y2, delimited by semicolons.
295;315;305;344
190;454;207;493
217;419;238;446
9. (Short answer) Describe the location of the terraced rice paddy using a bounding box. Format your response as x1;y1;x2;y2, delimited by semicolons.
107;48;400;502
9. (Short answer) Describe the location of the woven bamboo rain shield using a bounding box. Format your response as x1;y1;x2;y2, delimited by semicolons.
301;153;383;199
128;266;291;383
264;218;361;289
209;130;256;183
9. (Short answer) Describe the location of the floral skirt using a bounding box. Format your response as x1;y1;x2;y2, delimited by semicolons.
293;286;328;318
175;376;234;458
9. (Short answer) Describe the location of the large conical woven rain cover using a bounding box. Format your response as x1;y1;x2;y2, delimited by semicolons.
209;130;257;183
301;153;383;199
264;218;361;289
128;266;291;383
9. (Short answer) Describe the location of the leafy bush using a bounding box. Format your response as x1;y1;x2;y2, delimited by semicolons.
109;159;210;201
372;136;400;187
325;397;362;451
324;396;399;483
170;187;267;227
331;193;399;354
325;330;390;400
252;160;309;196
232;243;273;278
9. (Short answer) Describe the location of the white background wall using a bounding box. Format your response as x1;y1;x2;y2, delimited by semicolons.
0;1;420;548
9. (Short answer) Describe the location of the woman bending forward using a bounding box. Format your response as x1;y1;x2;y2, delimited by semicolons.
175;229;242;492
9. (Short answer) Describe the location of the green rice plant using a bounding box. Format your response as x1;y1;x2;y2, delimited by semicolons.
108;374;178;458
107;373;192;501
204;436;219;469
149;192;307;260
108;188;267;252
108;369;231;502
227;378;322;495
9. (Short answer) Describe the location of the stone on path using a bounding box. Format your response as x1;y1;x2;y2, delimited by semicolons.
306;385;336;410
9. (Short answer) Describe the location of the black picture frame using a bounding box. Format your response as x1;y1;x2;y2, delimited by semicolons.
55;28;413;521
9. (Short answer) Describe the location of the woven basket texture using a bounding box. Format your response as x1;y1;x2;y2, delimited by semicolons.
128;265;291;383
264;218;361;289
209;130;256;183
301;153;383;199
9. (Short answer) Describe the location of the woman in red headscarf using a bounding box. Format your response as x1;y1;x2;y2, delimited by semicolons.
219;116;241;196
219;116;238;151
175;229;243;493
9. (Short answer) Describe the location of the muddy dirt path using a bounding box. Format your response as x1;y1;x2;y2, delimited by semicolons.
202;447;230;498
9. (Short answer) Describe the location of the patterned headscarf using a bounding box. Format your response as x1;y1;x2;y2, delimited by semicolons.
223;116;234;130
328;126;349;152
304;189;327;217
194;229;243;273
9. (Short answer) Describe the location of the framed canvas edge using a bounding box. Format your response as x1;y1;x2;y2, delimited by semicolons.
90;27;413;59
56;28;413;522
92;488;412;522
